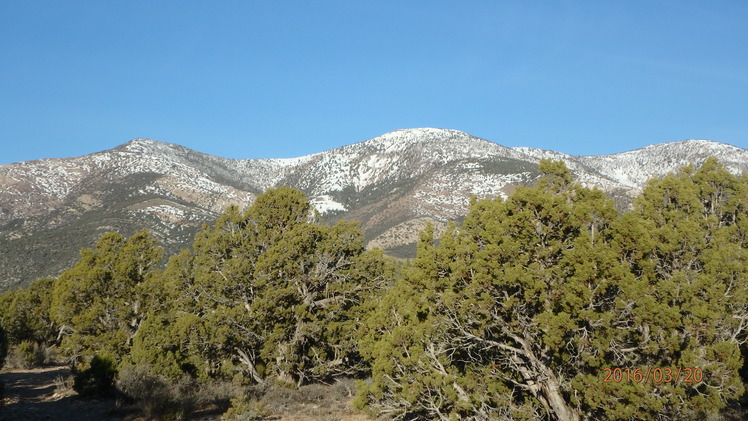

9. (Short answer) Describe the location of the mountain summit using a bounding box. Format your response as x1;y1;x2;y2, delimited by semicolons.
1;129;746;289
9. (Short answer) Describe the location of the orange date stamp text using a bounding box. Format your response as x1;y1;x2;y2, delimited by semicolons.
602;367;703;384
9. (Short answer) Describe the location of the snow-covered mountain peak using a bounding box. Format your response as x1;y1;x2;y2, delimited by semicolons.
586;139;741;158
671;139;721;147
579;139;748;189
2;129;747;290
115;138;202;160
360;128;493;152
377;127;472;140
118;138;165;152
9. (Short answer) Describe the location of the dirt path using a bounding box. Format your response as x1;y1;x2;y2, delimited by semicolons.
0;366;375;421
0;365;123;421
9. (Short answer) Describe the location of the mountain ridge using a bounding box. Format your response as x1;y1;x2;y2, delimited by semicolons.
1;128;747;290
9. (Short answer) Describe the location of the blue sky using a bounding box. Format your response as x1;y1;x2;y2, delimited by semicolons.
1;1;747;165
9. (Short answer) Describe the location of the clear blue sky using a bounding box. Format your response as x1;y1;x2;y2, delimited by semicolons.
2;1;747;165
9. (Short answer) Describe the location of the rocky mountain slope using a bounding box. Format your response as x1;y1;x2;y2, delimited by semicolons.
2;128;747;289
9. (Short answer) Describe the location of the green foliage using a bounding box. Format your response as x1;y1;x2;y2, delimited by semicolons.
0;278;57;369
51;229;163;363
357;159;748;420
130;187;393;386
537;158;573;189
9;341;45;368
253;220;391;385
0;278;56;346
607;157;748;419
73;353;118;398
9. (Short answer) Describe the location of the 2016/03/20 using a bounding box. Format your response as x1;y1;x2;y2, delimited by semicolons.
602;367;703;384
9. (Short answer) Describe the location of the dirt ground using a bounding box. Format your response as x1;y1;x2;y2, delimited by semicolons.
0;365;376;421
0;365;127;421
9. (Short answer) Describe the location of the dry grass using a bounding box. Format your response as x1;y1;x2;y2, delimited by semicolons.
258;379;371;421
52;374;76;399
218;378;376;421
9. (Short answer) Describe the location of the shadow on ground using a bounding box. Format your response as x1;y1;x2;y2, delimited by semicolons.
0;365;124;421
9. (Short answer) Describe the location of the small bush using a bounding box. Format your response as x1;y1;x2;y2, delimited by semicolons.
18;341;37;367
222;397;270;421
260;380;357;416
195;380;246;413
73;354;117;398
330;378;356;399
5;341;52;369
117;363;195;420
53;375;75;398
259;384;297;413
5;342;33;368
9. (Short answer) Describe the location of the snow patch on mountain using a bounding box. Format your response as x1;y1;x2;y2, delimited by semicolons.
581;139;748;189
2;129;748;290
310;195;347;214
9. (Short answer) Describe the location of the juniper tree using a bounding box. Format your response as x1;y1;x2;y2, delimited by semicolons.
356;159;748;420
0;278;56;346
253;220;391;385
606;157;748;418
129;198;277;381
50;229;163;363
131;187;392;385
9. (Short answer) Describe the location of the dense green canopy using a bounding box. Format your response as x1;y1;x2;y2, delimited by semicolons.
355;158;748;420
129;186;393;385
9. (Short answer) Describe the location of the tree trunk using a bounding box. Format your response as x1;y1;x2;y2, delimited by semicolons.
236;347;265;384
539;372;579;421
510;329;580;421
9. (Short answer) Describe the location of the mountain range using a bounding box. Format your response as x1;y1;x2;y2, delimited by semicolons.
2;128;747;290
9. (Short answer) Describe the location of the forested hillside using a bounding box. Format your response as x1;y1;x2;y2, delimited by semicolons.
1;158;747;420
